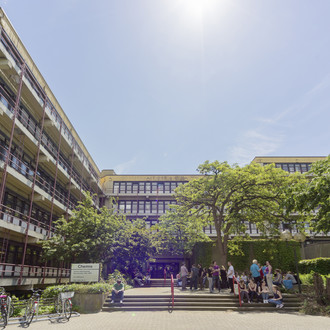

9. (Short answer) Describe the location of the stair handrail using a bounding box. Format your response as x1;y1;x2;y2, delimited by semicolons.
171;274;174;310
233;275;242;307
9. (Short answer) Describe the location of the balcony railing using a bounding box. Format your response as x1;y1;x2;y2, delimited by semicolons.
0;147;76;210
0;85;97;199
0;204;55;237
0;263;70;278
0;27;99;183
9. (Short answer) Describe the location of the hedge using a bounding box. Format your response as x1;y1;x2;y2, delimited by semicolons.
193;239;301;273
298;258;330;275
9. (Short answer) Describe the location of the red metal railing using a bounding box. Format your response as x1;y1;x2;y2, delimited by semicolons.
233;276;242;307
0;204;56;236
171;274;174;309
0;263;70;278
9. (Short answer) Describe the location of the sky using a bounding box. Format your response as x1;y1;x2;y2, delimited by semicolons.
1;0;329;174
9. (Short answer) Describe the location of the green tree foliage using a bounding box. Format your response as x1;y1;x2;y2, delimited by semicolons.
154;208;211;257
42;194;154;276
111;218;155;275
287;156;330;233
42;193;122;263
171;161;303;264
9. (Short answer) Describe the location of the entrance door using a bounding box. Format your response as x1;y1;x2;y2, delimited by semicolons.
149;262;180;278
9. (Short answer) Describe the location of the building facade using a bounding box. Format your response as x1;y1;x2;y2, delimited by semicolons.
0;9;102;288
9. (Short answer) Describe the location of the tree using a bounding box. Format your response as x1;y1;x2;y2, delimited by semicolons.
111;218;155;275
172;160;303;265
287;155;330;234
153;207;211;257
42;193;122;264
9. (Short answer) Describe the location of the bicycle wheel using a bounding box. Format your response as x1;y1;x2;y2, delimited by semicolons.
24;300;35;326
54;297;61;314
64;299;72;320
1;305;8;327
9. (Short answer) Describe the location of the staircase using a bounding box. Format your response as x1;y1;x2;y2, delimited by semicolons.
102;293;302;312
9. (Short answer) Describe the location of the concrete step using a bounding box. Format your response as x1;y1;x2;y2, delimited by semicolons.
103;306;300;312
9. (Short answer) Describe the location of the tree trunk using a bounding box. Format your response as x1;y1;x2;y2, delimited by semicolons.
326;277;330;300
313;273;324;304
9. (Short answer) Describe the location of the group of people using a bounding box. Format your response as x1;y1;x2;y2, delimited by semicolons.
178;261;235;294
178;259;299;309
236;259;299;308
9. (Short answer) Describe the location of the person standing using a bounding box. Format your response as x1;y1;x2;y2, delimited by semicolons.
227;261;235;293
264;261;273;293
180;262;188;290
190;264;199;290
250;259;261;288
207;264;213;293
220;266;228;289
212;261;220;293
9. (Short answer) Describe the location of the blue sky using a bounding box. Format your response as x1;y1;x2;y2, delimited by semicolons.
1;0;329;174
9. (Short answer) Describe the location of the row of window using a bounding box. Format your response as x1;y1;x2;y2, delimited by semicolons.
1;189;58;228
116;200;177;214
113;181;187;194
0;132;78;209
0;29;98;182
274;163;312;173
0;79;94;195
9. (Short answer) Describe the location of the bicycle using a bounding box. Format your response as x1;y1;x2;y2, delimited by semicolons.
54;291;74;320
23;289;42;326
0;287;13;328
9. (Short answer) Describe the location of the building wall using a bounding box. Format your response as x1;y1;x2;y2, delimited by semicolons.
0;8;102;287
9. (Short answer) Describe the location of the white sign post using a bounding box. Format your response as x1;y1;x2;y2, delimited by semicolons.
70;263;101;283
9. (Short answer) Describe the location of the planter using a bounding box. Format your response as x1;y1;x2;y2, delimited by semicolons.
72;292;108;313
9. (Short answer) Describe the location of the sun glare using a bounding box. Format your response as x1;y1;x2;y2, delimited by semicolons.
180;0;221;21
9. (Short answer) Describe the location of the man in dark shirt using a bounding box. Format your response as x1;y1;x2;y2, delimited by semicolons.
111;278;125;305
212;261;220;293
190;264;199;290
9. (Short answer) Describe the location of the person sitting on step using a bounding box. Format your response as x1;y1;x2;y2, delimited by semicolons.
239;279;249;303
268;285;284;308
258;279;270;303
111;278;125;305
248;278;258;303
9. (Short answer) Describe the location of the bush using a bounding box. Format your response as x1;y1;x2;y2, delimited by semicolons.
298;258;330;275
43;282;112;299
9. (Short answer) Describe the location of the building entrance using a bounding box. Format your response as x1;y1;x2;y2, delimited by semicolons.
149;262;180;278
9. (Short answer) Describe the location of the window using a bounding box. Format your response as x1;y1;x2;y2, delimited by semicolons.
145;201;151;213
126;182;132;193
151;201;157;213
158;201;164;213
138;201;144;213
126;201;131;213
157;183;164;194
113;183;119;194
139;182;145;193
132;183;138;193
132;201;137;213
119;182;126;193
146;183;151;193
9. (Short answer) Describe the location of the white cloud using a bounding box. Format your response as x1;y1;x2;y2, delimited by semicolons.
229;130;284;165
114;157;138;174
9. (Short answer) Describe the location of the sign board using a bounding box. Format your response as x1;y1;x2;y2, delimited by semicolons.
70;263;100;283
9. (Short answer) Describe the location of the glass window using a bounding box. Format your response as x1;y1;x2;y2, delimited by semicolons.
126;201;131;213
158;201;164;213
301;164;307;173
165;182;170;193
119;201;125;211
139;182;145;193
282;164;288;172
146;183;151;193
152;183;157;193
113;183;119;194
145;201;151;213
170;182;177;192
132;183;138;193
158;183;164;194
151;201;157;213
119;182;126;193
288;164;295;173
138;201;144;213
132;201;137;213
126;182;132;193
294;164;301;172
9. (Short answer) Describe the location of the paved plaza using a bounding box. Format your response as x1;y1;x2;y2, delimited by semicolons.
8;310;330;330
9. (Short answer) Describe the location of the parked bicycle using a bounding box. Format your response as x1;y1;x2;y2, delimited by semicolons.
0;287;13;328
23;289;42;326
54;291;74;320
